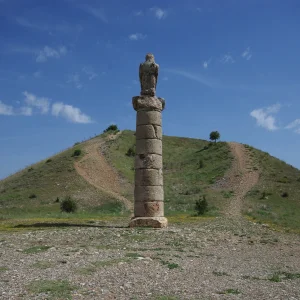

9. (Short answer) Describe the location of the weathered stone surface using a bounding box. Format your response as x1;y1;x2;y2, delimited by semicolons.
139;53;159;97
134;185;164;201
135;169;163;186
137;111;162;126
129;217;168;228
136;139;162;155
134;201;164;217
135;153;162;169
136;124;162;140
132;96;165;111
130;53;167;228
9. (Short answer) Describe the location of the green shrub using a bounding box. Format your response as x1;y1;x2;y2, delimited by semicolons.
126;146;135;157
60;196;77;213
195;195;208;215
103;124;118;133
72;149;82;157
46;159;52;163
29;193;37;199
281;192;289;198
198;160;204;169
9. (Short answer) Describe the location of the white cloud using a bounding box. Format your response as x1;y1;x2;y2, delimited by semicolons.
36;46;67;63
162;76;168;81
250;104;281;131
295;128;300;134
20;106;33;116
221;54;235;64
241;47;252;60
0;101;14;115
33;71;42;78
82;67;98;80
203;58;211;69
79;5;107;23
150;7;167;20
23;91;50;114
134;11;143;16
285;119;300;129
129;33;147;41
52;102;92;123
67;73;82;89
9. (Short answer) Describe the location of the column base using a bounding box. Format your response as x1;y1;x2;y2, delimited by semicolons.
129;217;168;228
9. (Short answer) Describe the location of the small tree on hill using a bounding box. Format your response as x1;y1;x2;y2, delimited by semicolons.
103;124;119;133
209;131;220;143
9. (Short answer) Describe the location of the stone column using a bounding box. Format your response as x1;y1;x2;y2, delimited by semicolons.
129;95;168;228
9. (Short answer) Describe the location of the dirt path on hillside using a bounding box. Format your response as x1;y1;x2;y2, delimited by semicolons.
219;142;260;217
74;134;133;211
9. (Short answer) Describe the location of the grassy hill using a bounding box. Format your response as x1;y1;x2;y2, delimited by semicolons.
0;129;300;231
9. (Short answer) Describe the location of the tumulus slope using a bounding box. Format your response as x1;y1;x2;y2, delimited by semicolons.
0;129;300;230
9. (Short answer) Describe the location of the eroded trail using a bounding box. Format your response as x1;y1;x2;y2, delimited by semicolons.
74;135;133;211
222;142;260;217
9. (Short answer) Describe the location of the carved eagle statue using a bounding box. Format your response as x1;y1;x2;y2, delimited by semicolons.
139;53;159;97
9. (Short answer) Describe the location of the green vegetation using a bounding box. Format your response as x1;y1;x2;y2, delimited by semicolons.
1;129;300;231
219;289;241;295
27;280;76;299
60;196;77;213
243;144;300;231
72;149;82;157
194;195;208;215
103;124;119;133
106;130;233;214
23;245;51;254
209;131;220;143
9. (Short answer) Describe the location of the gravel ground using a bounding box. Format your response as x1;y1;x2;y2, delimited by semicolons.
1;217;299;300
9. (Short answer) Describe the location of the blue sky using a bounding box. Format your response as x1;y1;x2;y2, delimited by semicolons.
1;0;300;179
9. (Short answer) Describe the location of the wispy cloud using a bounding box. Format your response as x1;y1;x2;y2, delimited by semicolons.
23;91;50;114
67;73;82;89
150;7;167;19
164;69;219;88
285;119;300;133
0;101;14;115
134;11;143;16
203;58;211;69
286;119;300;129
162;76;168;81
79;4;107;23
250;104;281;131
128;33;147;41
15;17;82;35
82;67;98;80
241;47;252;60
33;71;42;78
220;54;235;64
1;92;92;123
20;106;33;116
52;102;92;123
36;46;67;63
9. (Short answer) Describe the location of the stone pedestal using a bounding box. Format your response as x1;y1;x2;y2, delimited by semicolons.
129;96;168;228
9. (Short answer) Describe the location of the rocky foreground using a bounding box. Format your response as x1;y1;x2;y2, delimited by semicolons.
0;217;300;300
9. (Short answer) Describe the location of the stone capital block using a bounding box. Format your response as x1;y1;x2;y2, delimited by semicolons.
135;153;162;170
134;185;164;201
136;125;162;140
136;139;162;155
135;168;163;186
134;201;164;217
132;96;165;112
137;111;162;126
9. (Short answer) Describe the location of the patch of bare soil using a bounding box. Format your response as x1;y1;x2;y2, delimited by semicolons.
215;142;260;217
1;218;300;299
74;134;133;211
